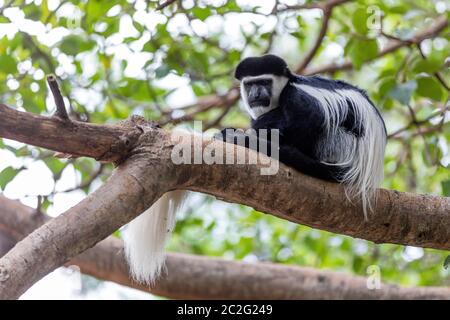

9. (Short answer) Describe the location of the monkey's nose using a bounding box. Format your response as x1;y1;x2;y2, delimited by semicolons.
254;87;265;100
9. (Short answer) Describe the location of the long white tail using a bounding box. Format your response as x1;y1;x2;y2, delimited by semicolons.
122;190;187;284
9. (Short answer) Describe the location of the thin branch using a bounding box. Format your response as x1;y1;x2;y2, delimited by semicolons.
159;87;240;126
277;0;349;12
296;0;350;73
204;106;230;130
41;164;105;196
262;0;280;54
388;104;449;139
416;43;450;92
155;0;178;11
406;103;434;165
46;75;69;120
304;15;448;75
34;195;43;216
157;13;447;127
43;0;67;25
0;0;14;16
22;33;56;73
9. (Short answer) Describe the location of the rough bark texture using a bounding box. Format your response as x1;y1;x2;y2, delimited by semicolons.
0;104;149;163
0;166;150;298
184;151;450;251
0;104;449;299
75;242;450;300
1;196;449;300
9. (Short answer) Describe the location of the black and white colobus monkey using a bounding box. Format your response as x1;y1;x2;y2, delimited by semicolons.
219;54;386;204
123;54;387;284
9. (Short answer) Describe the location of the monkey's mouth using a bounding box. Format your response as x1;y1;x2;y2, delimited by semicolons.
248;99;270;108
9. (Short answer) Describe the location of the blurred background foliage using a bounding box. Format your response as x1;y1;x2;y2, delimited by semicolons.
0;0;449;292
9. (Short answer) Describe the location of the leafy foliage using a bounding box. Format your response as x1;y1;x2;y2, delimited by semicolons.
0;0;449;289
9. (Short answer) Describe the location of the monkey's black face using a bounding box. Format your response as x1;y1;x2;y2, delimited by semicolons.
244;79;272;108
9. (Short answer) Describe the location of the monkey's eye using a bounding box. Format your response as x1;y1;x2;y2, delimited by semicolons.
244;79;272;87
259;80;272;86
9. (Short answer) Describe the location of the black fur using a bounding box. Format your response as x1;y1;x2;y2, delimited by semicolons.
235;54;292;80
217;55;385;181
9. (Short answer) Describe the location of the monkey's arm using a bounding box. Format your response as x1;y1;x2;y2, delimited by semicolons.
214;128;343;182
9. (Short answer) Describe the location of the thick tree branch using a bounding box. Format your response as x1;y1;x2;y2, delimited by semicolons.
0;104;149;163
0;105;449;298
0;142;173;298
1;196;449;300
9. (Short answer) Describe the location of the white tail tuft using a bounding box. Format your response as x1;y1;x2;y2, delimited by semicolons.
122;190;187;284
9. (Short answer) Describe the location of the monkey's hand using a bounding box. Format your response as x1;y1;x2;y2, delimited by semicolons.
213;127;243;142
214;128;269;153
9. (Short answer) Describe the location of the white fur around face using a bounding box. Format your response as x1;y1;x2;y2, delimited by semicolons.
240;74;289;120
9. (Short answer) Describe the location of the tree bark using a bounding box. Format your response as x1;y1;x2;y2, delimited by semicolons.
0;104;449;299
0;104;149;163
1;196;449;300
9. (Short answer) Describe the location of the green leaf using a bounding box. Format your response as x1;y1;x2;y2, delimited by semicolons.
228;49;241;62
0;54;17;74
290;31;305;39
442;180;450;196
345;39;378;69
192;83;208;96
133;21;144;33
378;76;396;97
44;158;66;177
388;80;417;105
0;167;20;190
352;7;369;34
296;15;305;28
388;4;408;14
59;35;95;56
143;41;156;53
192;7;212;21
155;65;170;78
14;146;31;157
86;0;115;21
412;59;442;74
416;76;443;101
